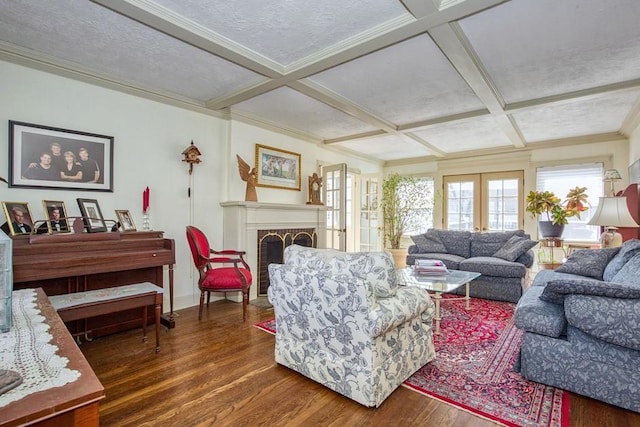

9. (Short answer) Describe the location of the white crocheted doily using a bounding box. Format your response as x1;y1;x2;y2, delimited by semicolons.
0;289;80;407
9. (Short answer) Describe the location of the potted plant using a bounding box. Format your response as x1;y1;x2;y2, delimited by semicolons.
381;173;432;267
525;186;589;238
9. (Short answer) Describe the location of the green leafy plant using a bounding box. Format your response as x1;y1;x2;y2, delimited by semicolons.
525;186;589;225
381;173;433;249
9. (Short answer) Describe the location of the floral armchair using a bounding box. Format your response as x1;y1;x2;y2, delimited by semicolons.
267;245;436;407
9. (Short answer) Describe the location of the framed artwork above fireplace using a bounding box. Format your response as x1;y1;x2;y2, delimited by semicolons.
255;144;301;191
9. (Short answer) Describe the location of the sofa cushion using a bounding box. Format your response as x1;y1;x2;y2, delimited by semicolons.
435;229;471;258
539;278;640;305
565;294;640;351
459;256;527;278
555;247;619;280
283;245;398;299
603;239;640;281
329;251;399;298
514;286;566;338
492;235;538;262
610;252;640;285
410;232;446;253
470;230;525;257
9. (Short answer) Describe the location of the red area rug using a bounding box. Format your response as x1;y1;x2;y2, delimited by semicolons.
254;296;569;427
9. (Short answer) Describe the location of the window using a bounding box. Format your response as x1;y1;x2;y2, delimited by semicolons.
536;163;604;241
401;177;435;236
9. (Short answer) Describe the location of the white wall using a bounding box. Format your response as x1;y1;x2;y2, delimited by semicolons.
0;59;382;310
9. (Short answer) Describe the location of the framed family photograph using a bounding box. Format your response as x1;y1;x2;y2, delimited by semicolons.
9;120;114;192
77;198;107;233
254;144;301;191
1;202;34;236
115;209;136;232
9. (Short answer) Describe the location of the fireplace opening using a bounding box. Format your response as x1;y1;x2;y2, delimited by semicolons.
257;228;316;295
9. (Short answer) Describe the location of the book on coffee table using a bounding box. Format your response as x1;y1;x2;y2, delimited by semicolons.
414;259;448;275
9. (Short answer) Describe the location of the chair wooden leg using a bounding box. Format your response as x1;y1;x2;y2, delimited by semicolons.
198;291;205;320
242;288;249;322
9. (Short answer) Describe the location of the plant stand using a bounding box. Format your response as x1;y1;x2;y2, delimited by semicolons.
537;238;566;270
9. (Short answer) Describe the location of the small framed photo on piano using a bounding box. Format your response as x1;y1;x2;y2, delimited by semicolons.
41;200;70;234
1;201;34;236
77;198;107;233
115;209;136;232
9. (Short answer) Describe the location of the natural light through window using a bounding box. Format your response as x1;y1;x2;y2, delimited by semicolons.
536;163;604;242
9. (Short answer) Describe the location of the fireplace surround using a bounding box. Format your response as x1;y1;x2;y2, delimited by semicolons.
221;201;327;300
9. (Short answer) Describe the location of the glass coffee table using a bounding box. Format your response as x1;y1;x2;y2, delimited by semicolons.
398;267;481;334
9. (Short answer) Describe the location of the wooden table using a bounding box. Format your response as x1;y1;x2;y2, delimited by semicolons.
0;289;105;427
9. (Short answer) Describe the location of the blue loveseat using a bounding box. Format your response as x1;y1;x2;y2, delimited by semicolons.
514;239;640;412
406;229;537;303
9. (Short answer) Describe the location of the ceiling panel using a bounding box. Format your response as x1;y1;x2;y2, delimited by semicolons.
330;134;434;161
459;0;640;104
309;34;485;125
232;87;379;140
412;115;514;153
0;0;262;101
152;0;411;66
512;89;640;143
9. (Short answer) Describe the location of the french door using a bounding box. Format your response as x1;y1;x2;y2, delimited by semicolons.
323;163;347;251
358;175;380;252
443;171;524;232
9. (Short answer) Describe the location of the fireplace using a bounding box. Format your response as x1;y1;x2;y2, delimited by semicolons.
257;228;316;295
221;201;327;301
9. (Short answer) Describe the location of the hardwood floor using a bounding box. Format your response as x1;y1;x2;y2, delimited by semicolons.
79;300;640;427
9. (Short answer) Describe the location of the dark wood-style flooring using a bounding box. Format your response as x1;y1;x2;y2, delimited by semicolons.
79;300;640;426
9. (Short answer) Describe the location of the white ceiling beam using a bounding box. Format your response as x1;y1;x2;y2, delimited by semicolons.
399;0;439;19
289;79;398;133
428;22;525;148
505;79;640;113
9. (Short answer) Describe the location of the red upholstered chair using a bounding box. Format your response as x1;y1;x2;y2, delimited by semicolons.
186;226;252;321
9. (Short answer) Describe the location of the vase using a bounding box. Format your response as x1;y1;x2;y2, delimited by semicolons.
387;248;408;269
538;221;564;238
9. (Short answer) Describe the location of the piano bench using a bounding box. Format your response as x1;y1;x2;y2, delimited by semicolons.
48;282;164;353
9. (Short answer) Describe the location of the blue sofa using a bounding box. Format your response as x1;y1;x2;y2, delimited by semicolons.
514;239;640;412
406;229;536;303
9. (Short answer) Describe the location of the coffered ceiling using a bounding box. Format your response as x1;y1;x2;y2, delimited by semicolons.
1;0;640;164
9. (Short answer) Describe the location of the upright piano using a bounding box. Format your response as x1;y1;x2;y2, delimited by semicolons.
12;230;175;337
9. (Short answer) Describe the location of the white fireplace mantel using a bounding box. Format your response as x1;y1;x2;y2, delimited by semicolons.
221;201;327;300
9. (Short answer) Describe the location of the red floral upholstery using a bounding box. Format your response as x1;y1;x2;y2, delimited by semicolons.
186;226;252;321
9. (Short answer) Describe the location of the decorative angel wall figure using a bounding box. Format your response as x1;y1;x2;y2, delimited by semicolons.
236;155;258;202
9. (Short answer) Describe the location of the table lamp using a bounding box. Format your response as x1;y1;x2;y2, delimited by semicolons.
603;169;622;196
587;196;639;247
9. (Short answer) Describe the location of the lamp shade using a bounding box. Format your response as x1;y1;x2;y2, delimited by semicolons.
587;197;639;227
603;169;622;181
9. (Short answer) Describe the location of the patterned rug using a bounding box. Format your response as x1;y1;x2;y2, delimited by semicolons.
254;296;569;427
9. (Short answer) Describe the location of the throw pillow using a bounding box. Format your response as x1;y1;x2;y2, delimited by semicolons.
603;239;640;281
410;232;446;253
611;252;640;285
492;235;538;262
555;247;620;280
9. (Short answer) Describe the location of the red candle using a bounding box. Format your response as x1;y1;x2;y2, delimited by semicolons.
143;187;150;213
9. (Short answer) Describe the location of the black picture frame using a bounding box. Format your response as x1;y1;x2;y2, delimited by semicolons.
77;198;107;232
9;120;114;192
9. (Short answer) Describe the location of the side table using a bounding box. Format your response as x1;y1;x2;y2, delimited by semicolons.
537;238;566;270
